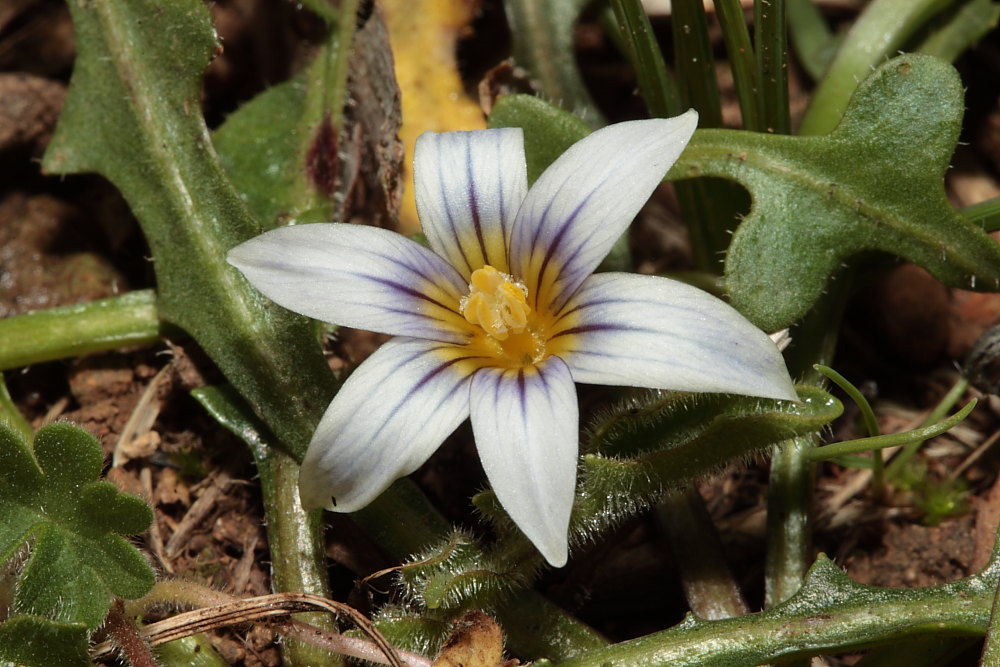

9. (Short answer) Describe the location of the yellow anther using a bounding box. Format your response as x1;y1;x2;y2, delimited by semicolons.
460;265;531;341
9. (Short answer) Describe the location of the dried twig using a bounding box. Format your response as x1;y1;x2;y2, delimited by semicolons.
92;592;430;667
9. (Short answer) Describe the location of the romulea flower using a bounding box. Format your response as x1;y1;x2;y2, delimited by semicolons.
227;111;798;567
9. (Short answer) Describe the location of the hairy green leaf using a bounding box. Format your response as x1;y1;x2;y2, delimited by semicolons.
586;386;841;460
42;0;337;459
0;615;90;667
488;94;590;184
675;54;1000;330
558;551;1000;665
0;422;153;630
214;76;313;230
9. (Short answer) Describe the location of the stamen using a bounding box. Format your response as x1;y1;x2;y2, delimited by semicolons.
460;265;531;341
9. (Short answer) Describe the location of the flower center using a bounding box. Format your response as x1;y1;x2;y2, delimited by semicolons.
460;265;531;341
460;265;547;367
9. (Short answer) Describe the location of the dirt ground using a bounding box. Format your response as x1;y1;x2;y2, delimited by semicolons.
3;1;1000;665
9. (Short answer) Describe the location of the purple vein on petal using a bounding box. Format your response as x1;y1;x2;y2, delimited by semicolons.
365;275;460;315
366;354;473;444
436;152;475;276
466;138;490;267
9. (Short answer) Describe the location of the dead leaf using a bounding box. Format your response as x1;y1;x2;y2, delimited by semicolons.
433;610;505;667
380;0;486;235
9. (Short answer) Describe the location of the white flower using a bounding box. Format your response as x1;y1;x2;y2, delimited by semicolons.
227;111;797;567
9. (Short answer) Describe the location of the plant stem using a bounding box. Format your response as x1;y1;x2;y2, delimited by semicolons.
754;0;790;134
809;399;976;462
763;280;847;609
787;0;834;80
672;0;722;126
500;593;609;661
611;0;744;274
0;374;34;443
504;0;604;126
765;433;815;607
557;555;1000;666
813;364;884;497
962;196;1000;233
610;0;682;118
154;634;230;667
885;377;971;477
917;0;1000;63
658;485;749;619
250;443;345;666
0;289;162;371
671;0;750;272
798;0;958;136
715;0;761;131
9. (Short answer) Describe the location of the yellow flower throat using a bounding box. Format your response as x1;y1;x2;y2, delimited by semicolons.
460;265;547;367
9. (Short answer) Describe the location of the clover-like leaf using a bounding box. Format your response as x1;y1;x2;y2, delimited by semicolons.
0;422;153;630
674;54;1000;330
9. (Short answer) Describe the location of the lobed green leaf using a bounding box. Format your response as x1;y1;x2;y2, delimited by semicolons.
492;56;1000;330
42;0;338;459
0;615;90;667
0;421;153;630
558;551;1000;666
675;54;1000;330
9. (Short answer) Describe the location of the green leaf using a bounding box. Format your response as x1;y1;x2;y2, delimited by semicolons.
214;76;311;229
0;422;154;630
0;615;90;667
488;94;590;184
672;54;1000;330
557;553;1000;666
42;0;338;459
214;7;358;230
576;388;842;532
586;386;841;461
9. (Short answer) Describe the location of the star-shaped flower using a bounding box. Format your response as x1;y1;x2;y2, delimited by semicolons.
227;112;797;566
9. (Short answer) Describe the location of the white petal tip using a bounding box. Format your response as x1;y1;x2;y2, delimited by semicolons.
540;543;569;568
298;468;338;513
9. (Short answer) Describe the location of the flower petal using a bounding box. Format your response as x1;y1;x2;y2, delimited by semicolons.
228;223;471;343
299;337;475;512
510;112;698;312
552;273;798;401
470;356;578;567
415;128;528;278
